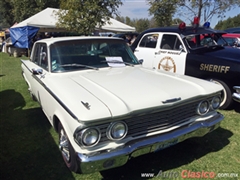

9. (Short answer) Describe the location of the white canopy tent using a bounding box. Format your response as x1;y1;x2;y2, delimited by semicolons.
95;18;136;32
11;7;136;32
10;8;136;48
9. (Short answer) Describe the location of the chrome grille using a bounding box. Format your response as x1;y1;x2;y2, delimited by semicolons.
96;98;212;144
127;105;196;137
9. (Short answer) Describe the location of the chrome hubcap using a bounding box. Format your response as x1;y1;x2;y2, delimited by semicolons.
59;129;70;162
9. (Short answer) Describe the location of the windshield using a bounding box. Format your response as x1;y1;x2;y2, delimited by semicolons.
50;39;139;72
185;33;227;49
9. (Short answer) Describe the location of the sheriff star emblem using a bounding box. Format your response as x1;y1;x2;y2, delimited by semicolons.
158;56;176;73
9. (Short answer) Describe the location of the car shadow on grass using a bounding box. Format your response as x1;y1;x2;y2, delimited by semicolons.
233;102;240;113
100;126;233;180
0;89;75;180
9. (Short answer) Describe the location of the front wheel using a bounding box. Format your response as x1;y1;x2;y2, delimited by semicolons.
209;79;233;109
58;122;79;173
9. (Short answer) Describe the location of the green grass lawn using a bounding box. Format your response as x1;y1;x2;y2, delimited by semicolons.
0;52;239;180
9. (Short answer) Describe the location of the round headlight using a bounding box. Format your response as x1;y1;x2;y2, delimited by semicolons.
197;100;210;115
211;96;221;109
107;121;128;140
81;128;100;147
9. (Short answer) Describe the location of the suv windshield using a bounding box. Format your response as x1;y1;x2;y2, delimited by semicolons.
50;39;139;72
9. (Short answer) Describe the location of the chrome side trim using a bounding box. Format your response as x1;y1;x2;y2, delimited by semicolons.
233;86;240;103
21;61;79;121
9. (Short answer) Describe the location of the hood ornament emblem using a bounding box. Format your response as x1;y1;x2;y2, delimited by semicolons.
162;97;181;104
81;101;91;110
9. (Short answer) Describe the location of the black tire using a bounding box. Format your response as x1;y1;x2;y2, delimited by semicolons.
58;122;80;173
210;79;233;110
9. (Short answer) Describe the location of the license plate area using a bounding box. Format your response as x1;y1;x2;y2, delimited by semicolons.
153;138;179;152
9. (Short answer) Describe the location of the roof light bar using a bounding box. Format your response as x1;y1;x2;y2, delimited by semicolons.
179;22;186;30
203;22;210;28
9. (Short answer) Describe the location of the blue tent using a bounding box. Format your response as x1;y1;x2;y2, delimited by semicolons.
9;8;60;49
10;26;39;48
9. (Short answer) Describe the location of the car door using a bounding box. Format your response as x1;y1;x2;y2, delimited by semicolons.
153;33;187;75
134;33;187;75
133;33;160;68
23;43;51;113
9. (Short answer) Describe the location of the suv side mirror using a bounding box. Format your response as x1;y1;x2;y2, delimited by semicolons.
138;59;144;64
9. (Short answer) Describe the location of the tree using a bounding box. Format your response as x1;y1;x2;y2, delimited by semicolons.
135;18;150;33
176;0;240;25
0;0;60;27
12;0;60;23
115;16;125;24
0;0;14;27
172;18;184;25
56;0;122;34
125;16;131;26
215;14;240;30
147;0;240;26
148;0;178;27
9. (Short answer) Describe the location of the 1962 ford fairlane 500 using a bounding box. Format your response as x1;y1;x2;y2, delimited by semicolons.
21;36;224;174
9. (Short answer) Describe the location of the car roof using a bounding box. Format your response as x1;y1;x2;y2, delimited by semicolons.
35;36;124;44
130;25;227;50
141;26;226;36
224;27;240;33
113;32;139;37
222;33;240;38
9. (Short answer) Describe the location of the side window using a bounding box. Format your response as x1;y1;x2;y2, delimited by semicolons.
200;35;217;46
32;44;40;64
217;38;225;46
160;34;183;50
40;45;48;70
225;38;235;46
139;34;158;48
32;43;48;70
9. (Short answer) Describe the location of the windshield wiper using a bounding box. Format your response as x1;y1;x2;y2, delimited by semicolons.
101;60;134;67
60;63;98;70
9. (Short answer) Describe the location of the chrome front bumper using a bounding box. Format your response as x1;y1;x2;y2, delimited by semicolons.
233;86;240;103
77;112;224;174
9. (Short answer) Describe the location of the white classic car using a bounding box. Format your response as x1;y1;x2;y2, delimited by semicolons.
21;36;224;174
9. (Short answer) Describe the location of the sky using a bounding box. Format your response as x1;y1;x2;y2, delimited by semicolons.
118;0;240;28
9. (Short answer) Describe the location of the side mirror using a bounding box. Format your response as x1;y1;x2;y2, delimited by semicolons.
138;59;144;64
32;68;43;75
179;45;185;53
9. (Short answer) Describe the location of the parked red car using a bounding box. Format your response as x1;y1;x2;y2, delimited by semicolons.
219;33;240;49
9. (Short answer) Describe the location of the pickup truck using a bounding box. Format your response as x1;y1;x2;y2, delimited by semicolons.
131;23;240;109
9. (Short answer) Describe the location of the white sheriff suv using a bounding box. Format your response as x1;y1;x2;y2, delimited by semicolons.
21;36;224;174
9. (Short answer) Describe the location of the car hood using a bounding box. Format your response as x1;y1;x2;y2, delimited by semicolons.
46;66;222;121
203;47;240;62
